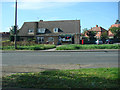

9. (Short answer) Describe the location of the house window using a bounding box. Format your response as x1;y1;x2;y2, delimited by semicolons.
48;37;54;42
38;28;46;33
28;29;34;34
53;28;59;33
37;37;44;43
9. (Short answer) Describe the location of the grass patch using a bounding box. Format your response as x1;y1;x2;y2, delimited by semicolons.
2;68;119;88
56;44;120;50
1;44;56;50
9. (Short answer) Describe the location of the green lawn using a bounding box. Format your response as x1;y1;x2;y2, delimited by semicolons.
2;68;119;88
56;44;120;50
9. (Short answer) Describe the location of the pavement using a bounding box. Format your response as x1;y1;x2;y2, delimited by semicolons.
43;49;119;52
2;49;119;53
2;63;119;76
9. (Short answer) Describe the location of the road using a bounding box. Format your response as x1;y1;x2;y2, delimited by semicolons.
2;51;118;65
2;51;119;75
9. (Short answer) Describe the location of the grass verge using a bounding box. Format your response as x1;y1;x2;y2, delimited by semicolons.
56;44;120;50
1;44;56;50
2;68;119;88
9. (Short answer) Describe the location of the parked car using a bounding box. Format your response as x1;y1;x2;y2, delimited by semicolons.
95;40;103;44
105;39;114;44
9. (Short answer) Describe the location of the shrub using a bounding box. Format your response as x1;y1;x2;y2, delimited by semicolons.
44;44;56;49
2;44;56;50
56;44;120;50
9;36;20;41
2;41;36;46
2;40;14;46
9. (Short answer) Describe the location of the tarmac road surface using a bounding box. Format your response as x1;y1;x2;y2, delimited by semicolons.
2;51;119;76
2;51;118;65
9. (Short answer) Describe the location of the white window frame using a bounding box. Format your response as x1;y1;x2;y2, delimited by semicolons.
37;37;44;43
28;29;34;34
38;28;46;33
53;28;59;33
48;37;54;42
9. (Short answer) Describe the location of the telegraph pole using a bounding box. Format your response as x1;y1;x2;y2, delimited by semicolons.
14;0;17;49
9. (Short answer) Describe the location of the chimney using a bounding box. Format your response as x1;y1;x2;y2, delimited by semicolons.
115;20;120;24
40;20;43;22
96;25;98;27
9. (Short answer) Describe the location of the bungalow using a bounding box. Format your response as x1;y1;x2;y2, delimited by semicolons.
18;20;81;45
84;25;108;39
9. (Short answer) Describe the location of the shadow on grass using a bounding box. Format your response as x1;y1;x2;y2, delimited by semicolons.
2;69;119;89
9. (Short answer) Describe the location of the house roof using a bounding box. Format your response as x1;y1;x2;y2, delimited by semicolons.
18;20;80;36
110;24;120;28
88;25;107;32
108;20;120;30
24;20;80;23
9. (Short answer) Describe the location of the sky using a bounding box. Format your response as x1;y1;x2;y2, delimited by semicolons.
0;0;119;33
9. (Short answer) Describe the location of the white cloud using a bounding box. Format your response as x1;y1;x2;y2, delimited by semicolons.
5;27;10;32
1;27;11;32
22;2;70;10
11;2;76;10
1;0;120;2
1;0;119;10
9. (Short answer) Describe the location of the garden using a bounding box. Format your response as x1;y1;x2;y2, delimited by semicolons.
1;40;56;50
1;40;120;50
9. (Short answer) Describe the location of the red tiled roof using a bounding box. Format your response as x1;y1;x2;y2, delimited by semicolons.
88;25;107;32
108;24;120;31
110;24;120;28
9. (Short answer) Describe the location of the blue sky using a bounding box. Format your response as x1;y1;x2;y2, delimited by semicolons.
1;1;119;33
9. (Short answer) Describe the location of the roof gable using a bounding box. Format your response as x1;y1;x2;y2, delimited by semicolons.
88;25;107;32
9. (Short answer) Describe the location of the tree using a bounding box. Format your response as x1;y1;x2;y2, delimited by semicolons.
101;31;108;43
9;26;19;41
109;27;120;41
86;31;96;41
10;26;14;35
82;28;88;34
9;26;14;41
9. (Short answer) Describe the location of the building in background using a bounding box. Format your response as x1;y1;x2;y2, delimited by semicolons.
108;20;120;38
84;25;108;39
0;32;10;41
18;20;81;45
